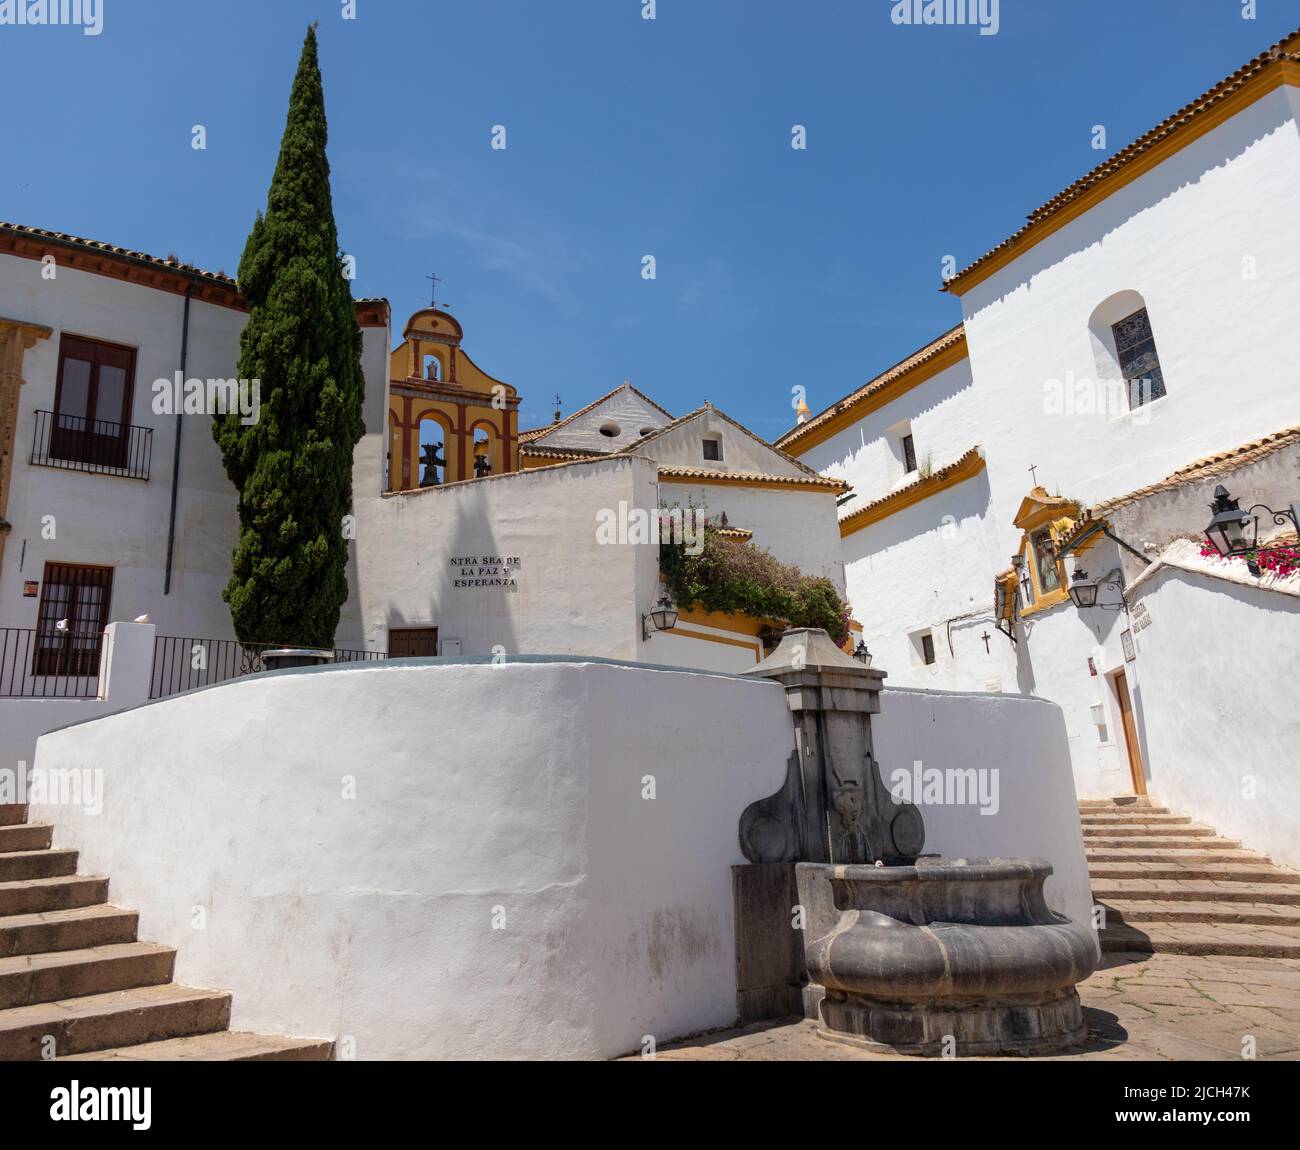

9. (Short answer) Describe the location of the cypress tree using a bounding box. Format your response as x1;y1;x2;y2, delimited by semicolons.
213;25;364;648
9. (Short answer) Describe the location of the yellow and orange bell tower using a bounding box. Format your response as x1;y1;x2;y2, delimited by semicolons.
386;308;521;490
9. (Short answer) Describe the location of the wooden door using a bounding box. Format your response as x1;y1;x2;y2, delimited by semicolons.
1113;669;1147;796
388;627;439;658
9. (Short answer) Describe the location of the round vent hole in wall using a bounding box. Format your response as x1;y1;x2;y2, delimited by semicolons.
599;423;621;437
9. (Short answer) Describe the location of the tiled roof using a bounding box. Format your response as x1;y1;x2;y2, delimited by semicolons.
838;446;985;536
657;464;848;493
518;444;609;461
633;403;831;482
518;382;673;442
775;324;967;451
0;221;389;323
1057;425;1300;552
945;29;1300;292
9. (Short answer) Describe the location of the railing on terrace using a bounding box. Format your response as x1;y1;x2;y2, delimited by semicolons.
149;636;387;699
0;626;103;698
30;409;153;481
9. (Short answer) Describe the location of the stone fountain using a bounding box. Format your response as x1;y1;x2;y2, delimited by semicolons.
737;629;1096;1056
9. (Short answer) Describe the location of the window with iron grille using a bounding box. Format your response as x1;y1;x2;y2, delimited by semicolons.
51;335;137;470
1111;309;1166;409
902;433;918;475
33;563;113;676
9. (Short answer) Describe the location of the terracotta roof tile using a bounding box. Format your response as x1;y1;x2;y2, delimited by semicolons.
657;464;848;492
945;29;1300;291
1057;425;1300;550
775;324;966;450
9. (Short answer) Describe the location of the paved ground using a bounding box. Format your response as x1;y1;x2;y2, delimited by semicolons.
635;951;1300;1061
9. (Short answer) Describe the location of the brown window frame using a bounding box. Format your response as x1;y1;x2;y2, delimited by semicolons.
51;334;137;471
33;562;114;677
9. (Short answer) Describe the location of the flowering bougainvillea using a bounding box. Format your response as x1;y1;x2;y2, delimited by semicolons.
1199;542;1300;579
660;520;852;645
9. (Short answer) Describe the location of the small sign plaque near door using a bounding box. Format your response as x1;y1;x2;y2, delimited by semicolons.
1121;629;1136;662
22;581;38;597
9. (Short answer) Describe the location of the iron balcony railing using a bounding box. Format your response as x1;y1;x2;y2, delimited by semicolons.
30;409;152;480
149;636;386;699
0;626;103;697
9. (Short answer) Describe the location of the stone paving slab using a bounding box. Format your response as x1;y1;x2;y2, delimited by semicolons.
630;952;1300;1061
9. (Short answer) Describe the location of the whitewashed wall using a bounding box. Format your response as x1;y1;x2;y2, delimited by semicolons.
352;455;659;660
32;652;1092;1057
0;254;391;649
658;480;844;588
33;658;798;1059
873;686;1094;940
960;86;1300;564
1124;550;1300;869
797;354;977;502
0;256;246;642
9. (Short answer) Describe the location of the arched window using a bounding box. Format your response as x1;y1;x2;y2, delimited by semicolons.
417;417;446;486
1088;291;1167;413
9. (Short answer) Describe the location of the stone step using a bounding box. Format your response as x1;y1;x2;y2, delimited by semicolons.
1080;813;1189;826
0;848;78;883
0;942;175;1010
0;875;109;917
60;1031;335;1061
0;904;138;957
0;823;53;853
0;806;28;827
1091;879;1300;905
0;982;232;1060
1078;797;1158;810
1082;824;1215;838
1100;899;1300;927
1085;848;1269;864
1087;861;1297;883
1098;921;1300;958
1085;836;1245;851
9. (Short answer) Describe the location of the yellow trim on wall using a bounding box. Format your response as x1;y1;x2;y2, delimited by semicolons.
839;450;986;538
784;336;969;456
675;606;778;637
667;626;763;662
947;61;1300;296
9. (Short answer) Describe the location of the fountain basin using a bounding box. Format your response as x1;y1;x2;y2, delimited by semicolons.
797;857;1097;1056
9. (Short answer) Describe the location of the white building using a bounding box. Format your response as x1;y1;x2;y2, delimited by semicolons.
779;29;1300;818
356;378;848;672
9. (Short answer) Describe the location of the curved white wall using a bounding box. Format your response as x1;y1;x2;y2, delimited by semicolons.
33;658;795;1059
873;686;1095;938
32;655;1092;1057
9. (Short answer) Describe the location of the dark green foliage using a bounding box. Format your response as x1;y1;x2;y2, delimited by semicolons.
660;523;852;645
212;26;364;647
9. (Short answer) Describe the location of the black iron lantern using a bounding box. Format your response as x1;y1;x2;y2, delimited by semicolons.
643;592;679;639
853;639;872;665
1204;484;1253;557
1066;565;1099;609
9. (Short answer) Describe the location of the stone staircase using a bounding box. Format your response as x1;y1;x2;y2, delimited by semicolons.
0;803;332;1061
1083;796;1300;958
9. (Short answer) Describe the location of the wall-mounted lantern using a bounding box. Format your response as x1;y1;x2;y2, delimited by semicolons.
1066;566;1100;609
853;639;872;665
1203;483;1300;560
642;591;679;640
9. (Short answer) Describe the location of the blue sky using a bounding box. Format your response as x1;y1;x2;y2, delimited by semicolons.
3;0;1297;435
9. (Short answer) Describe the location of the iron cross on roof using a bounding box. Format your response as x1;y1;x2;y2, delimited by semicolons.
425;271;443;308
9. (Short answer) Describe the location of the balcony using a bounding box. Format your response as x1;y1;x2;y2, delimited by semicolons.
30;409;152;480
